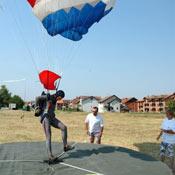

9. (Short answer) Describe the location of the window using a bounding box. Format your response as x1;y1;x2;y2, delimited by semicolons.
159;108;163;112
152;103;156;107
145;108;149;112
159;103;163;106
152;108;156;112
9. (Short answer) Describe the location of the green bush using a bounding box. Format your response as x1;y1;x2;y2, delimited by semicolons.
166;100;175;115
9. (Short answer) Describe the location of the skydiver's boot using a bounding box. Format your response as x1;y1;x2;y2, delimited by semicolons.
44;155;62;164
64;145;74;152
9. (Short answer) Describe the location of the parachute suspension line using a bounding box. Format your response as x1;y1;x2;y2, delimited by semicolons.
7;0;38;73
61;1;93;73
43;2;51;94
53;0;84;75
65;3;99;67
2;0;39;74
43;1;50;71
66;5;99;70
61;42;74;73
51;1;64;74
59;6;81;74
61;7;85;72
56;72;63;91
44;38;50;71
46;70;50;95
62;42;82;73
56;78;61;92
0;0;21;48
54;3;78;73
34;8;50;72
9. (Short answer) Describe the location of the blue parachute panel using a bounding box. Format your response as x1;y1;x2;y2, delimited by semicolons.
42;1;112;41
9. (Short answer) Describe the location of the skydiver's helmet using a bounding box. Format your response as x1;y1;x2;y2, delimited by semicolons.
56;90;65;99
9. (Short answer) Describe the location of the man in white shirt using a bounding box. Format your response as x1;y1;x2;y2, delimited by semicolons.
85;107;104;144
157;109;175;172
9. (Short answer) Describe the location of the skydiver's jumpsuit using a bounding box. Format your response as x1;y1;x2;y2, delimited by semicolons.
35;95;67;156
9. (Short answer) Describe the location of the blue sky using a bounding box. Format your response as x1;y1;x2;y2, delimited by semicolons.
0;0;174;101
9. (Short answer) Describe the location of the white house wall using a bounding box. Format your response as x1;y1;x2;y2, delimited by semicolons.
99;103;105;113
99;97;121;113
111;100;120;112
81;98;99;112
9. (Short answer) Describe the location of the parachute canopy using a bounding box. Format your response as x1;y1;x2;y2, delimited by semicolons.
39;70;61;90
27;0;116;41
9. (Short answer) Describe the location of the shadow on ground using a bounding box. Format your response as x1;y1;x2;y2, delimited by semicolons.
134;142;161;161
134;142;175;170
64;146;116;159
64;144;159;162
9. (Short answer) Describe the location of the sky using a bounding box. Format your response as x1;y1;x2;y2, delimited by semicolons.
0;0;174;101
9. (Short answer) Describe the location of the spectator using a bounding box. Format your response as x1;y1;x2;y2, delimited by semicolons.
85;107;104;144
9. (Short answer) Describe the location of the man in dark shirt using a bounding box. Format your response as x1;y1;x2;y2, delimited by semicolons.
35;90;74;162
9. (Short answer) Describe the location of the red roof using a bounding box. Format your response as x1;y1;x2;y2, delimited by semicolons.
164;93;175;101
72;97;81;105
144;94;170;101
99;95;121;103
121;97;133;104
99;95;113;103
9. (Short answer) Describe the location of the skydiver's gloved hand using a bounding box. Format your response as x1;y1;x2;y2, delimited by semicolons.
34;106;41;117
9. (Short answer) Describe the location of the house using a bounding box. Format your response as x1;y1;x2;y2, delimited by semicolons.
99;95;121;113
136;94;171;113
137;99;144;112
120;104;130;112
57;99;72;110
63;100;73;109
72;96;101;112
121;97;138;112
144;95;170;112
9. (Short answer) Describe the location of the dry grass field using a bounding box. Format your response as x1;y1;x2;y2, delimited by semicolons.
0;110;172;167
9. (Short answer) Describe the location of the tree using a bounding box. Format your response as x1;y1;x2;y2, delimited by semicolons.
166;100;175;113
9;95;24;109
0;85;11;107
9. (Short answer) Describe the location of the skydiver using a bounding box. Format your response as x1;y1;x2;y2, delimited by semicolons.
34;90;74;163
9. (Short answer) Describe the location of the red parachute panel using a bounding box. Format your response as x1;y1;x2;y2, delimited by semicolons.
27;0;36;7
39;70;61;90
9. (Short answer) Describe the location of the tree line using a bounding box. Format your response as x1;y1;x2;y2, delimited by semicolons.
0;85;24;109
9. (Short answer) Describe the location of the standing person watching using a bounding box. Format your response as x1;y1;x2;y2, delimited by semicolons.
157;109;175;173
85;107;104;144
